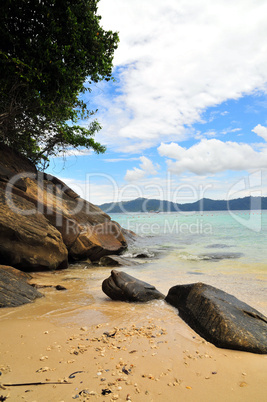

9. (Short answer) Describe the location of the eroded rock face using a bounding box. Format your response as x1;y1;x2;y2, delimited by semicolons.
0;188;68;271
23;172;111;250
165;282;267;354
102;270;165;302
0;265;42;307
69;221;127;261
0;143;128;270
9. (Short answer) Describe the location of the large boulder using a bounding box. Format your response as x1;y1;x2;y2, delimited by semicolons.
165;282;267;354
21;173;127;261
102;270;165;302
0;188;68;271
69;221;127;261
0;265;42;307
0;143;128;270
22;172;112;249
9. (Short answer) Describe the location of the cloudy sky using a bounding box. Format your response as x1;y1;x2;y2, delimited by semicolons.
46;0;267;205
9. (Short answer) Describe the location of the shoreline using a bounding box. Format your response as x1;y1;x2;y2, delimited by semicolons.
1;240;267;401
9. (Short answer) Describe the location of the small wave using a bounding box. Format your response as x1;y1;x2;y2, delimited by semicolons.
200;252;243;261
123;248;155;259
178;253;205;261
177;251;243;261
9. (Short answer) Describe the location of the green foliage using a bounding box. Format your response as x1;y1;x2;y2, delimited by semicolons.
0;0;119;167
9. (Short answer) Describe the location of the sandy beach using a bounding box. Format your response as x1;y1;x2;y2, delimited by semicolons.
2;0;267;401
1;279;267;402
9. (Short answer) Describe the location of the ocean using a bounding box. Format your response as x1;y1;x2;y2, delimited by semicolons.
1;210;266;328
110;210;267;312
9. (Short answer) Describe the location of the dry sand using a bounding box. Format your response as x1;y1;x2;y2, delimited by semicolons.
1;308;267;402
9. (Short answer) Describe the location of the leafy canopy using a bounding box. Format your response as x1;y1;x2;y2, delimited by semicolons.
0;0;119;167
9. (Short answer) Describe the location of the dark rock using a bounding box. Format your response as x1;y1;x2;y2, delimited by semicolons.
55;284;67;291
31;284;67;291
0;265;32;281
0;143;36;175
0;164;27;192
102;270;165;302
134;253;153;259
165;282;267;354
99;255;139;267
0;265;42;307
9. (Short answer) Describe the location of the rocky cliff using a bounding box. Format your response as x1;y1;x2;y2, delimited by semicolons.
0;143;127;271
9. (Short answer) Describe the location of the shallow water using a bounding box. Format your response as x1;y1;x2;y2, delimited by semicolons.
0;210;266;329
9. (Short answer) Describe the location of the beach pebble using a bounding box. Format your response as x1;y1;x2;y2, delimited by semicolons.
40;356;48;361
36;367;51;372
80;326;88;332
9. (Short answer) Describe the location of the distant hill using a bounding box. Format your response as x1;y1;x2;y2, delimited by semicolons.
98;196;267;213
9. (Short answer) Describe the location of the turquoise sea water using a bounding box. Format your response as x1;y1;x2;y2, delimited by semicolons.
109;210;267;314
1;210;266;328
111;210;267;265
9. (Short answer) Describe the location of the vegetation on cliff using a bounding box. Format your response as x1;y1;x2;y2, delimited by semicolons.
0;0;119;167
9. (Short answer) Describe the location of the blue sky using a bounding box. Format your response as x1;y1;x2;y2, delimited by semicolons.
46;0;267;205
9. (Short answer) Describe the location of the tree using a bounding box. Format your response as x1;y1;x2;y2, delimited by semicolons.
0;0;119;168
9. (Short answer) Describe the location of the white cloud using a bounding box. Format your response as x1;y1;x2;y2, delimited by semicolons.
124;156;159;181
139;156;158;174
124;167;147;182
158;139;267;175
94;0;267;151
252;124;267;141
